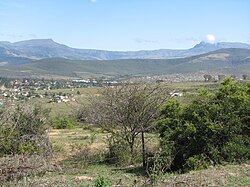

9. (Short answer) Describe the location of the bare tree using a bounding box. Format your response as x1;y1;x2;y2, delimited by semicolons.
84;83;169;167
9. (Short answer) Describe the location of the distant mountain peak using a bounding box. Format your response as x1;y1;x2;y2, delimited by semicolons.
13;38;56;46
193;41;217;48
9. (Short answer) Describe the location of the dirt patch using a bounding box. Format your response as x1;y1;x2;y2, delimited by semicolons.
49;130;61;136
74;175;94;181
90;143;107;150
50;135;62;139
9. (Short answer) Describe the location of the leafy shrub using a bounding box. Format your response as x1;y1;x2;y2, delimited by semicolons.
0;104;54;183
94;175;111;187
0;104;51;156
158;79;250;172
183;154;210;172
18;143;39;154
53;117;75;129
146;151;170;184
106;135;139;166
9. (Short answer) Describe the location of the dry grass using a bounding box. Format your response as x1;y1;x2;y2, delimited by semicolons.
1;127;249;187
155;164;250;187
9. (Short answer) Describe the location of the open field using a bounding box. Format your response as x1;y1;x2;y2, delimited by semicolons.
2;81;250;186
4;127;249;187
23;81;218;117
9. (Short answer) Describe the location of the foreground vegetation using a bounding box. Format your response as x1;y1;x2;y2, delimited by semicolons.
1;127;249;186
0;79;249;186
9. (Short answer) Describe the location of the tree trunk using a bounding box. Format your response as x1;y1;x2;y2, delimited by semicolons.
129;139;135;164
141;130;146;168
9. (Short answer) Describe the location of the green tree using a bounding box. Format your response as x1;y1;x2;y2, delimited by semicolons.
158;78;250;172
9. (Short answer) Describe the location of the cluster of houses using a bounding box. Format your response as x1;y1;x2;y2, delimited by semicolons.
4;78;119;90
0;88;78;106
0;77;120;106
49;95;76;103
72;79;118;86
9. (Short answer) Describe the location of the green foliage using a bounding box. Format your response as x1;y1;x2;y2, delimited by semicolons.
146;152;170;184
106;135;132;166
0;104;51;156
158;79;250;172
18;143;39;154
94;176;111;187
183;154;210;172
53;117;75;129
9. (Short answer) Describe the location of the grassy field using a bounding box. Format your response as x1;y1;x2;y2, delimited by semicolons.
6;127;249;187
4;82;250;186
22;87;101;118
48;128;250;187
26;81;218;117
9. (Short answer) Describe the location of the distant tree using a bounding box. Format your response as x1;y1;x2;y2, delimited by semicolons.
242;74;248;80
203;74;213;82
84;84;168;166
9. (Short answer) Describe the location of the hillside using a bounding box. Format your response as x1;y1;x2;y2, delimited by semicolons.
3;48;250;78
0;47;31;65
0;39;250;65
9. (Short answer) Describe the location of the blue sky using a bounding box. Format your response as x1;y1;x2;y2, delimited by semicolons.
0;0;249;50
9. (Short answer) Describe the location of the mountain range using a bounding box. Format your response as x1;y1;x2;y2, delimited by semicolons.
0;48;249;78
0;39;250;78
1;39;250;65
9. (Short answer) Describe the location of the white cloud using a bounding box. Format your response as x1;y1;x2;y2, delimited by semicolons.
206;34;216;43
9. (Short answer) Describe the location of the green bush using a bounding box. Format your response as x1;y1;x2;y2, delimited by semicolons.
18;143;39;154
106;135;132;166
158;79;250;172
0;104;51;156
94;175;111;187
183;154;210;172
53;117;75;129
106;135;141;166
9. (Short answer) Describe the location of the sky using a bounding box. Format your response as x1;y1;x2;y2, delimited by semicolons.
0;0;249;51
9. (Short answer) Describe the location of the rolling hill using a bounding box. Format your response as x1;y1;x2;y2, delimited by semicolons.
2;48;250;78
